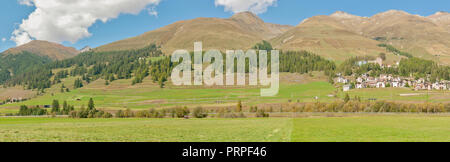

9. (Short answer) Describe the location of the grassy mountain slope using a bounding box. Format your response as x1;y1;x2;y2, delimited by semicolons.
428;11;450;32
95;12;292;54
326;10;450;64
363;10;450;64
2;40;79;60
271;15;389;63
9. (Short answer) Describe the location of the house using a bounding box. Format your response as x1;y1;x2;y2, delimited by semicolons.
356;84;365;89
337;77;349;84
343;85;352;91
366;77;376;82
376;82;385;88
387;75;393;81
417;78;425;84
392;82;399;88
380;74;388;81
356;77;364;83
433;82;441;90
357;61;368;66
366;80;377;88
440;82;448;90
368;57;383;66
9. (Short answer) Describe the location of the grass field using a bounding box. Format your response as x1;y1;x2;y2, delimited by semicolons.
1;72;448;114
1;114;449;142
0;73;338;111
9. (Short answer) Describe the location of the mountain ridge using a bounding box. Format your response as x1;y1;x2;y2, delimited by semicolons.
95;12;293;54
277;10;450;64
2;40;79;60
12;10;447;64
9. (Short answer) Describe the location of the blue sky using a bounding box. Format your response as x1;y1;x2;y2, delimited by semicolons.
0;0;449;52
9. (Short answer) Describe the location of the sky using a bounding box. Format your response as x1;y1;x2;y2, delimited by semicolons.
0;0;449;52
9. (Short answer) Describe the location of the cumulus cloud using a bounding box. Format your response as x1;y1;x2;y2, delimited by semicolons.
2;38;6;42
18;0;33;6
12;0;161;46
215;0;277;14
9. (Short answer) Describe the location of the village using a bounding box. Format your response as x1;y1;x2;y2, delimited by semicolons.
336;56;450;92
337;72;449;92
338;74;449;92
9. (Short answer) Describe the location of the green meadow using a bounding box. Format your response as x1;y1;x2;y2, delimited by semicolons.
1;72;448;114
0;114;449;142
0;73;338;111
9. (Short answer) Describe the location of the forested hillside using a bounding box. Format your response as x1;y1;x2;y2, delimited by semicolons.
1;42;338;92
0;51;52;84
338;56;450;81
3;44;164;91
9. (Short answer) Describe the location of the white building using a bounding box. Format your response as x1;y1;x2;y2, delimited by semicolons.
343;85;352;91
376;82;386;88
356;84;365;89
337;77;349;84
356;77;364;83
392;82;399;88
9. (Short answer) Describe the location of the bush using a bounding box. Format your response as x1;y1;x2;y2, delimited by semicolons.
192;107;208;118
102;112;113;118
249;106;258;113
18;105;47;116
115;110;124;118
221;113;246;118
256;109;269;118
174;106;190;118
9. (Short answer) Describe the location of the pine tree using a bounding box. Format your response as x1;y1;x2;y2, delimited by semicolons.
51;100;60;113
62;101;68;114
74;78;83;89
236;100;242;112
344;94;350;103
88;98;95;111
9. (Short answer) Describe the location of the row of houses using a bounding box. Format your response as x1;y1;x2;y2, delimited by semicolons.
337;74;449;91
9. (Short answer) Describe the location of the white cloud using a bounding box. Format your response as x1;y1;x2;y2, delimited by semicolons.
12;0;161;46
215;0;277;14
1;38;6;42
18;0;33;6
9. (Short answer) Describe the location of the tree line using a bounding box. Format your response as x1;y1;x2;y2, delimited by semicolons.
378;44;413;58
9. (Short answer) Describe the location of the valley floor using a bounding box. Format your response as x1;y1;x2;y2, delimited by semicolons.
1;114;449;142
1;72;449;114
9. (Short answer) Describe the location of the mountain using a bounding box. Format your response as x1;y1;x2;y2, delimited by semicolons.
96;12;292;54
271;14;387;62
362;10;450;62
2;40;79;60
80;46;93;53
97;10;449;64
428;11;450;32
272;10;450;64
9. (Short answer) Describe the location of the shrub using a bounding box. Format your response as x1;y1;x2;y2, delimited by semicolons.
220;112;246;118
175;106;190;118
236;100;242;112
102;112;113;118
115;110;124;118
192;107;208;118
256;109;269;118
18;105;47;116
249;106;258;113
